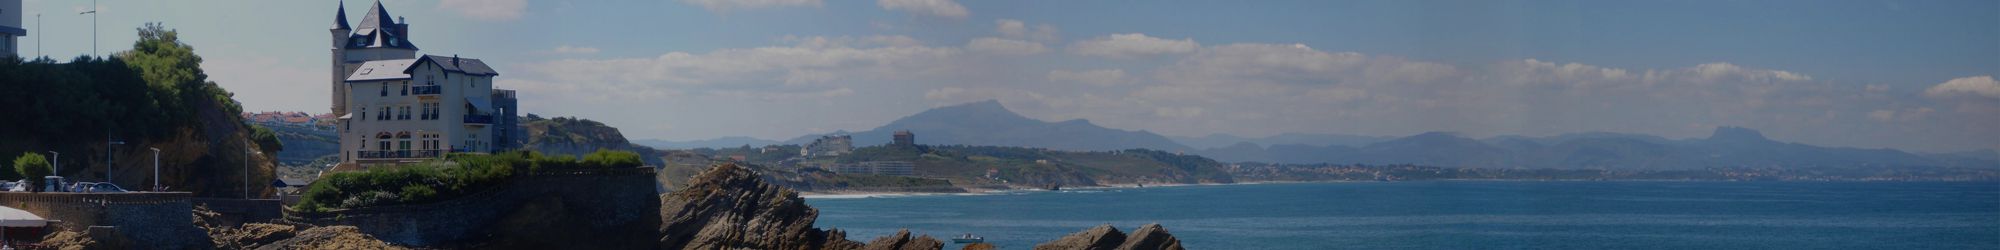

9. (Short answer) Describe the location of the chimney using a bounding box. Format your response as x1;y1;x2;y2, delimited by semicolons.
396;16;410;40
452;54;460;67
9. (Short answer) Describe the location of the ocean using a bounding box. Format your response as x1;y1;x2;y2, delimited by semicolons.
805;181;2000;249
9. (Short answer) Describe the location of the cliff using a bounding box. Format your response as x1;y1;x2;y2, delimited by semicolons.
1032;224;1186;250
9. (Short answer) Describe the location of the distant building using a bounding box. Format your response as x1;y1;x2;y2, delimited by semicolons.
892;130;915;146
835;161;915;176
1;0;24;58
801;135;853;158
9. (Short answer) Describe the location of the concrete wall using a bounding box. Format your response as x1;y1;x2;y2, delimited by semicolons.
290;167;661;248
0;192;209;249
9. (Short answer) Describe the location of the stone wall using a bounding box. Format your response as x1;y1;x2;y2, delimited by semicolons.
0;192;209;249
193;198;284;227
290;167;661;248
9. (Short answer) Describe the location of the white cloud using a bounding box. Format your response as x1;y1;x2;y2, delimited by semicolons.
438;0;527;21
1047;69;1128;86
682;0;822;12
1068;33;1199;58
551;45;600;54
517;36;960;99
1925;76;2000;99
996;19;1059;43
877;0;969;19
966;37;1046;56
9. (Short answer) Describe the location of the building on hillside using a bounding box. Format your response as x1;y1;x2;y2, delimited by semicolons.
800;135;852;158
1;0;24;57
892;130;914;146
834;161;915;176
328;1;519;168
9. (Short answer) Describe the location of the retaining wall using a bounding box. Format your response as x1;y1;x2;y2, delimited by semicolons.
0;192;209;249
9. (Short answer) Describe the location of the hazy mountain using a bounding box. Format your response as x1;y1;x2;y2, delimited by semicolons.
785;100;1194;152
1172;133;1393;149
1197;127;1994;169
635;136;784;149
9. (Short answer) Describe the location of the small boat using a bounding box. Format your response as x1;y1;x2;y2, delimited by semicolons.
953;233;985;244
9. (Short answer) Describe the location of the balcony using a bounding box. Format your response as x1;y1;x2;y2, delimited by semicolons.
464;114;494;124
356;150;443;159
412;85;443;95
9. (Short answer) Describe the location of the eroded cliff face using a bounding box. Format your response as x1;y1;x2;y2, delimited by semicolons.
658;163;863;250
1033;224;1186;250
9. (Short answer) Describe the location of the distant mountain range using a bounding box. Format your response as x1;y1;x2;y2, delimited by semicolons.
642;100;2000;169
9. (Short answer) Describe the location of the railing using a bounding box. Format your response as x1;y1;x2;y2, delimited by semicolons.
356;150;443;159
412;85;442;95
492;89;517;99
464;114;494;124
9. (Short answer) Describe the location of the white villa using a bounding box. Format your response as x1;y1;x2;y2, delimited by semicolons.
329;1;519;169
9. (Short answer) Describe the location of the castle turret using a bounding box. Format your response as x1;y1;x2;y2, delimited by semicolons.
330;1;352;116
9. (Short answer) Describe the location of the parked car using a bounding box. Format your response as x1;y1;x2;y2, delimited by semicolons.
87;183;129;193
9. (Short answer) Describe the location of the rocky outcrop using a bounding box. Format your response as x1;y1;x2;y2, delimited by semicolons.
1117;224;1185;250
961;243;997;250
658;163;864;249
862;229;945;250
1033;224;1185;250
253;226;406;250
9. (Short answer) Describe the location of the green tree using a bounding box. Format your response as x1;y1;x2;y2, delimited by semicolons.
13;153;52;192
250;124;284;153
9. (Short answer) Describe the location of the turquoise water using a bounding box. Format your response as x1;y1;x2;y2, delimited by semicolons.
805;181;2000;249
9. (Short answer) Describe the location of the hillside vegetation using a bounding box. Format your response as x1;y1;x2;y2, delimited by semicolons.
0;23;277;197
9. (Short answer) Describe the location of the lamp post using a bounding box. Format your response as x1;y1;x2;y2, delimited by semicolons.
44;151;57;178
108;139;122;185
245;146;260;199
149;147;160;192
78;0;97;57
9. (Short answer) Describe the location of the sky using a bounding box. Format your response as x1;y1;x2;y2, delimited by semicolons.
13;0;1998;153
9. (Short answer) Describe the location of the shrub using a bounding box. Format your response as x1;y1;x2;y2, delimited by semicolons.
582;149;644;168
13;153;50;192
291;149;647;212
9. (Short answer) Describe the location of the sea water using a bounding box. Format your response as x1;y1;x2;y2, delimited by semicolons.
805;181;2000;249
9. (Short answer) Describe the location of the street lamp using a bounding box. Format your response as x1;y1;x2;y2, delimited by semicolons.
78;0;97;57
44;151;57;178
149;147;160;192
245;146;261;199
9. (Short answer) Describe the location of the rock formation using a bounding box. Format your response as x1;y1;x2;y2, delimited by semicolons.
1033;224;1185;250
862;229;946;250
657;163;865;249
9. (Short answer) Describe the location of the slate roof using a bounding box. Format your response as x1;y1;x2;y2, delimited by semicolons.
331;1;351;30
343;1;418;50
415;55;499;76
344;55;499;82
345;59;418;82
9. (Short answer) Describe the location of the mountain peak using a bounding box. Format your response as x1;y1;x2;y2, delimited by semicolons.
1707;126;1771;142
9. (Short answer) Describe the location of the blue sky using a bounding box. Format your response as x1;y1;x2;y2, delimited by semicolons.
14;0;1999;152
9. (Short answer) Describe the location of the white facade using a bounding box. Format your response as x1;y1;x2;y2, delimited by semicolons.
329;1;514;167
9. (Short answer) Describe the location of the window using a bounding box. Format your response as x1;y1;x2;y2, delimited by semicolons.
378;140;390;151
400;82;408;96
380;83;388;96
399;106;412;120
